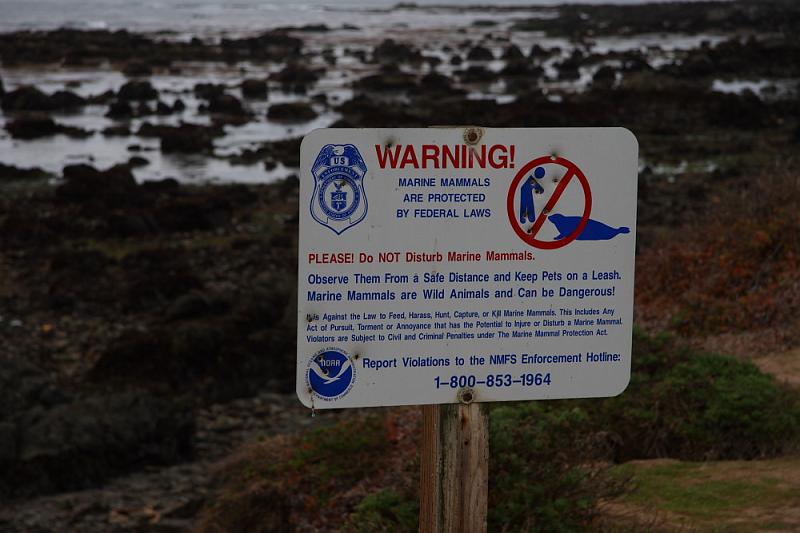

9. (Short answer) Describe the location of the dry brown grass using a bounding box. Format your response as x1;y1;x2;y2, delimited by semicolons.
636;170;800;353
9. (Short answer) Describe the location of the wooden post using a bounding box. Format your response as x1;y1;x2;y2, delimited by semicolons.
420;396;489;533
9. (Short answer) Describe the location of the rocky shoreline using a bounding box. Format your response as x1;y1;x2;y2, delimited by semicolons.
1;0;799;530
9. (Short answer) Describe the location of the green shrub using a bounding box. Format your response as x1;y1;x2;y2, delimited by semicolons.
488;403;625;532
592;329;800;460
200;331;800;531
342;489;418;533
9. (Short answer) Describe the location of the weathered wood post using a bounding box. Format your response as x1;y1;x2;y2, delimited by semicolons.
420;389;488;533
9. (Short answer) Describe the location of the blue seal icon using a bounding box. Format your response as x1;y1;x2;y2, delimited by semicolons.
310;144;368;235
307;348;355;401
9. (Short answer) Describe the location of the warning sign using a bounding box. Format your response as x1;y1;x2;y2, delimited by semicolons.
297;128;638;409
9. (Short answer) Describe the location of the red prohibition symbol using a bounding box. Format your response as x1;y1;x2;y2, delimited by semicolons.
506;155;593;249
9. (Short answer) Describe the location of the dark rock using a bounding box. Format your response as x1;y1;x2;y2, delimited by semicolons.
322;48;337;66
557;64;581;81
241;78;268;99
0;355;68;422
280;174;299;196
166;291;213;321
103;124;131;136
593;65;617;87
228;137;302;168
140;178;180;193
193;83;226;100
349;48;368;62
275;23;330;32
207;94;246;115
56;163;139;205
4;114;90;139
122;60;153;76
160;126;215;153
501;60;543;78
87;89;116;105
502;44;525;61
219;30;303;61
128;156;150;167
0;162;50;181
467;45;494;61
1;86;51;111
354;65;418;92
117;80;158;101
156;100;173;115
0;27;303;66
138;122;221;154
373;39;422;63
529;44;554;59
270;63;320;91
5;115;58;139
708;91;767;129
105;212;159;237
450;54;463;66
173;99;186;112
49;90;87;110
459;65;498;83
116;248;203;310
106;99;134;118
267;102;318;122
0;422;15;463
621;52;651;73
424;56;442;68
420;72;455;92
1;392;194;499
136;102;153;116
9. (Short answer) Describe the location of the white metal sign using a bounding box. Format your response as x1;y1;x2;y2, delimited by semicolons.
297;128;638;408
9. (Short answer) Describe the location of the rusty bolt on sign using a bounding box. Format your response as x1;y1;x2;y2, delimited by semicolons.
463;127;483;145
458;387;475;404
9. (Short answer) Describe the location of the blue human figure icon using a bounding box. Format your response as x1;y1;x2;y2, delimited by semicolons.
519;166;546;223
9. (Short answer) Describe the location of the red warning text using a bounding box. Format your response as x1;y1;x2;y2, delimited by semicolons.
375;144;516;169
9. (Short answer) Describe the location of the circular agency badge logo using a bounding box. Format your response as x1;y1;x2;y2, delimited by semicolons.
310;144;368;235
306;348;356;401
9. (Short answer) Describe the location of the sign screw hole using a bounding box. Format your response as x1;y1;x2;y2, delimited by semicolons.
458;388;474;404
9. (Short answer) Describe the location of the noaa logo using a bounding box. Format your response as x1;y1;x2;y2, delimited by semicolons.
310;144;368;235
306;348;356;401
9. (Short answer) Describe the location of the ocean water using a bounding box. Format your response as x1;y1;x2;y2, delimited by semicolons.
0;0;734;185
0;0;727;35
